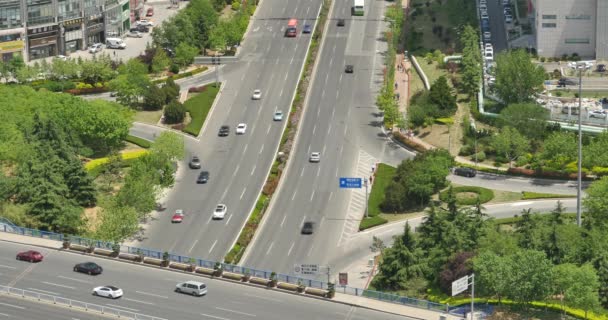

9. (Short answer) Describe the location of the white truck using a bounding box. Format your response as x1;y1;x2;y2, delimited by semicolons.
106;37;126;49
353;0;364;16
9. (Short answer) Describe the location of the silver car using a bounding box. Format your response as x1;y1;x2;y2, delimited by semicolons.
127;30;143;38
175;281;207;296
89;43;103;53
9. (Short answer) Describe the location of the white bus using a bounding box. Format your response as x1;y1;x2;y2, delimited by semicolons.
353;0;364;16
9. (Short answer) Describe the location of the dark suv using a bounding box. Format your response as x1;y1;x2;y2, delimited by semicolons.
453;167;477;178
197;171;209;184
218;125;230;137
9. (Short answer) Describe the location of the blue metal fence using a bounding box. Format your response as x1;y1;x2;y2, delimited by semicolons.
0;223;452;313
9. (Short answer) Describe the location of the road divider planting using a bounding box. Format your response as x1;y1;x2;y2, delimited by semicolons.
183;83;220;136
439;186;494;205
359;163;395;231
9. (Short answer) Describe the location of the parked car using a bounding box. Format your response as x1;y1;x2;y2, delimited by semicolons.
175;281;207;296
589;110;607;119
273;110;284;121
505;14;513;23
453;167;477;178
197;171;209;184
302;24;312;34
16;250;43;262
301;222;314;234
171;209;185;223
309;152;320;163
561;107;579;115
483;31;491;41
236;123;247;134
74;262;103;275
212;204;227;220
337;18;345;26
189;156;201;169
136;25;150;33
345;65;354;73
252;89;262;100
218;125;230;136
146;8;154;17
137;19;154;27
163;47;175;57
55;55;68;61
88;43;103;54
127;30;143;38
93;286;123;299
597;64;606;72
481;11;489;20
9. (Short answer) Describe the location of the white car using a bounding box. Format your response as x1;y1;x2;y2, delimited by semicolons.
89;43;103;54
485;43;493;50
236;123;247;134
502;0;509;5
480;0;486;4
479;4;487;11
127;30;143;38
213;204;227;220
252;89;262;100
93;286;123;299
137;19;154;26
505;14;513;23
481;11;489;20
273;111;284;121
483;31;491;41
309;152;320;163
484;47;493;55
55;55;68;61
485;51;494;61
590;110;607;119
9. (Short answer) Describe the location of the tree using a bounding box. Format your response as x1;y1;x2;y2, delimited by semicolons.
459;25;482;96
495;49;546;104
554;263;600;318
499;103;549;141
208;22;228;52
109;58;151;107
7;55;25;74
174;42;199;69
491;126;529;166
506;250;553;305
64;157;97;207
163;78;181;103
593;253;608;309
164;100;186;124
151;48;170;74
143;85;167;111
14;65;37;83
50;58;79;80
473;251;511;303
541;131;577;170
583;131;608;168
439;252;475;294
150;131;185;162
95;201;139;243
583;177;608;229
515;208;543;250
429;76;456;116
116;169;157;218
80;55;114;84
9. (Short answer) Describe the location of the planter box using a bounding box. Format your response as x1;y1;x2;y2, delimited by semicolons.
69;244;89;252
249;277;272;286
221;272;244;281
118;253;139;261
305;287;329;298
93;249;114;257
143;257;163;266
169;263;190;271
277;282;299;292
195;267;215;276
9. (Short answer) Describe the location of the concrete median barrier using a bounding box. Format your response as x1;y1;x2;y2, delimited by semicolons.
195;267;215;276
221;271;244;281
92;248;114;257
249;277;272;286
69;244;89;253
305;287;329;298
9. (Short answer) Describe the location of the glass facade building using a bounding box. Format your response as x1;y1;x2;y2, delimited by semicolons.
0;0;25;62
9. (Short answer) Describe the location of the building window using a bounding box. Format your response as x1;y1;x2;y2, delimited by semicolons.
542;14;557;19
0;1;22;29
542;23;557;28
27;0;55;25
565;38;590;44
565;14;591;20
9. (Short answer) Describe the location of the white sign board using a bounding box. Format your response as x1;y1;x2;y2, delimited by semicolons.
451;276;469;296
294;264;320;275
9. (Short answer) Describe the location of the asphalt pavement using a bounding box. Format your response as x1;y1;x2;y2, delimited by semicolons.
486;0;508;53
129;0;326;265
241;0;413;277
449;171;586;195
0;241;417;320
0;294;110;320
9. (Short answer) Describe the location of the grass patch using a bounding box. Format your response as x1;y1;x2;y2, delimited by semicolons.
522;191;577;200
418;60;449;87
367;164;396;216
359;216;389;231
133;110;163;125
439;186;494;205
491;189;525;203
124;135;151;149
183;84;220;136
409;62;427;96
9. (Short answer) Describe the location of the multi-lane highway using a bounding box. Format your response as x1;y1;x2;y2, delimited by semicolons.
130;0;324;262
0;241;416;320
242;0;413;276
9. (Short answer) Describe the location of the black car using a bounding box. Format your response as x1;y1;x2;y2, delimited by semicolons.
74;262;103;275
597;64;606;72
136;25;149;33
302;24;312;34
453;167;477;178
337;19;345;27
218;125;230;137
558;78;577;87
301;222;314;234
345;65;354;73
197;171;209;184
189;156;201;169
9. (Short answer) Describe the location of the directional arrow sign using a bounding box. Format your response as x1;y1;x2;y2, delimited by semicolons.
339;177;362;188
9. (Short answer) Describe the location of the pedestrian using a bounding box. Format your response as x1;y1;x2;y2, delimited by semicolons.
113;51;116;57
394;82;398;89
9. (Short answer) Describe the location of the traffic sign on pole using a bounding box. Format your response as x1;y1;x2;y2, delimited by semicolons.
339;177;362;188
293;264;320;275
451;275;469;296
339;273;348;286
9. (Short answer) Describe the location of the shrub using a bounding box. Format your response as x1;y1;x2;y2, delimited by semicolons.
359;216;388;230
125;135;151;148
439;186;494;205
164;100;186;124
170;64;180;74
459;144;474;156
85;150;149;172
472;151;486;162
231;0;240;10
262;176;279;196
592;166;608;177
163;78;180;103
393;131;429;153
143;85;166;111
188;85;208;93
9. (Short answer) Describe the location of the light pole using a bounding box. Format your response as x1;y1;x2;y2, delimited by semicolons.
576;62;584;227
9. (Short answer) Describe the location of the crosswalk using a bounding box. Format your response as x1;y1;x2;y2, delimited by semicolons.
337;149;379;247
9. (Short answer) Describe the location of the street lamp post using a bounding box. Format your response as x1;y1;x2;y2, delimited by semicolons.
576;62;584;227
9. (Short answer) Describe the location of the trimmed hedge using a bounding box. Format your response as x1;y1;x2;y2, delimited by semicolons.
359;216;389;231
224;195;268;264
493;213;577;226
183;84;220;136
124;135;151;148
152;67;208;84
392;131;430;153
439;186;494;205
367;163;396;217
521;191;576;200
85;150;149;177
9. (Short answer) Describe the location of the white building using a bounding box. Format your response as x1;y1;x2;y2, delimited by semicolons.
534;0;608;59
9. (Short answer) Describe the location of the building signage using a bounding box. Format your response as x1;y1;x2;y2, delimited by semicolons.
29;36;57;48
63;18;84;26
0;40;24;52
339;273;348;286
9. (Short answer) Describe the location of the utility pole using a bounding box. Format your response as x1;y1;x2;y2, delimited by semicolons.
576;63;583;227
213;54;220;87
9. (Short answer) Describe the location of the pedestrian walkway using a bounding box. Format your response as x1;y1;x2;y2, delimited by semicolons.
338;150;379;247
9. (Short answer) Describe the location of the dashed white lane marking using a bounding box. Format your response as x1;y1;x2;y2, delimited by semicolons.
215;307;256;317
209;240;218;253
0;302;24;310
27;288;59;295
201;313;229;320
123;298;154;305
41;282;75;290
266;242;274;255
135;291;168;299
287;242;295;256
511;201;534;206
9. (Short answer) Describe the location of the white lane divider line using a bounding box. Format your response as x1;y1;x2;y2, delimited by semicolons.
215;307;256;317
209;240;218;254
106;304;139;312
240;187;247;200
135;291;169;299
0;302;24;310
310;190;316;202
244;293;283;303
251;165;256;176
225;214;233;226
317;167;321;177
291;190;297;201
122;298;154;305
312;125;316;135
511;201;534;206
41;282;75;290
27;287;59;295
267;124;271;135
0;265;16;270
280;215;287;228
307;245;314;257
265;242;274;255
57;275;92;284
0;312;10;317
287;242;295;256
300;167;305;177
188;239;199;254
201;313;230;320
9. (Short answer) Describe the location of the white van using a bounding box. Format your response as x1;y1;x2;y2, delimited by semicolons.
175;281;207;296
106;37;126;49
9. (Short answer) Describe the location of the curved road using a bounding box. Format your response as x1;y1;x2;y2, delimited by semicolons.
0;241;416;320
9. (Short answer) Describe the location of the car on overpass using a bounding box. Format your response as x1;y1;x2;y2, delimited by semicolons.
92;285;123;299
213;204;227;220
309;152;320;162
189;156;201;169
218;125;230;137
236;123;247;135
16;250;43;262
273;111;284;121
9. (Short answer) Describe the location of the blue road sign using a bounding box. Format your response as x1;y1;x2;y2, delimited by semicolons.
339;177;362;188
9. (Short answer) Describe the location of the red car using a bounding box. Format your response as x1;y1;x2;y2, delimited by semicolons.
146;8;154;17
16;250;43;262
171;209;185;223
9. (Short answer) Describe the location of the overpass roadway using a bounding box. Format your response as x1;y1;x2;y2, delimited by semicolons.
241;0;414;276
0;241;417;320
128;0;325;263
0;294;112;320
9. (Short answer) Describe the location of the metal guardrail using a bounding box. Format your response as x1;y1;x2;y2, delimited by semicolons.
0;223;453;314
0;285;166;320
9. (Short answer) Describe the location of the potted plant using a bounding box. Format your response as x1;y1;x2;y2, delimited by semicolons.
62;235;71;249
213;262;223;277
87;240;96;254
268;272;277;288
161;251;170;267
327;282;335;298
187;258;197;272
136;249;144;262
111;243;120;257
242;270;251;282
297;280;305;293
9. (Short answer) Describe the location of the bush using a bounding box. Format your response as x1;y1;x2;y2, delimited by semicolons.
85;150;149;173
143;85;166;111
124;135;151;148
231;0;240;10
393;131;429;153
439;186;494;205
472;151;486;162
522;192;575;200
164;100;186;124
163;78;180;103
459;144;474;156
170;64;180;74
188;85;208;93
36;80;76;92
